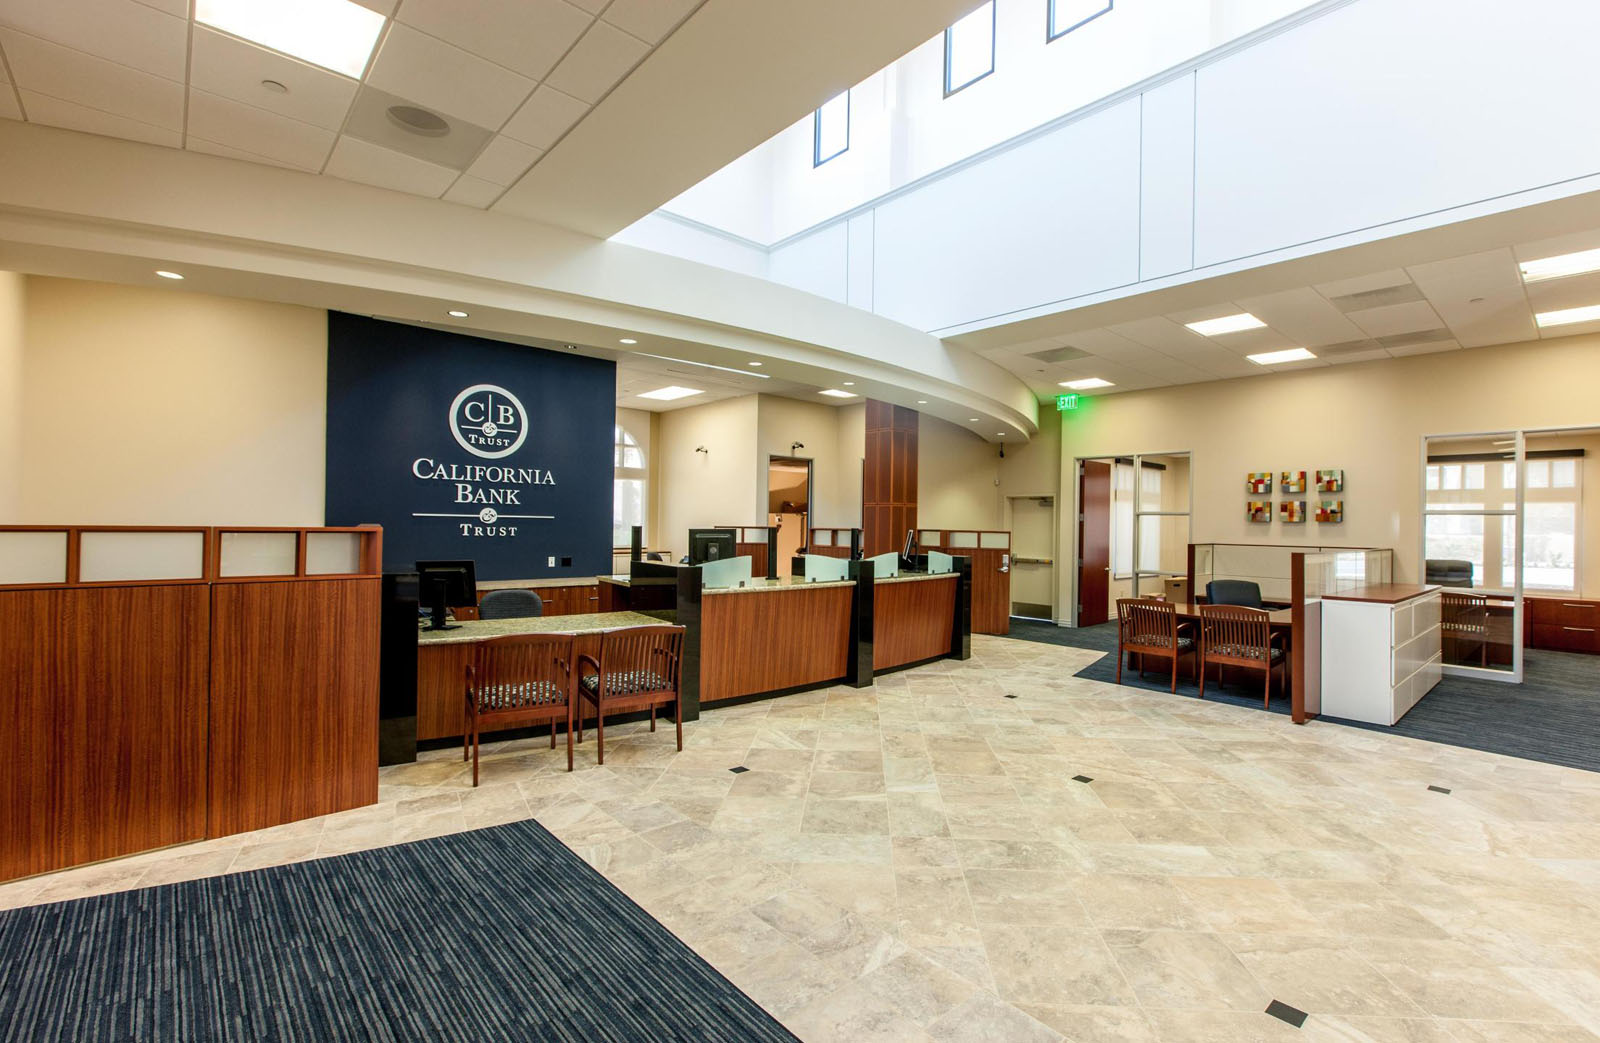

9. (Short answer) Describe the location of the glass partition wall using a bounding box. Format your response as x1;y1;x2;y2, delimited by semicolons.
1423;432;1523;681
1074;451;1192;625
1133;453;1192;600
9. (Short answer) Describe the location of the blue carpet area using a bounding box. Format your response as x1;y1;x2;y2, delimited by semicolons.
1008;618;1600;773
0;819;799;1043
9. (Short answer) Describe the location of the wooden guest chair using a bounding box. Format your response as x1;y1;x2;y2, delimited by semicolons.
577;625;686;765
463;633;575;784
1115;598;1196;693
1440;591;1489;666
1197;604;1287;708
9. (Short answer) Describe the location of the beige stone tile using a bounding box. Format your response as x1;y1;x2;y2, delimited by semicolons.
811;771;889;798
1076;874;1207;930
710;796;807;834
924;991;1062;1043
858;950;978;1024
979;924;1136;1007
1142;1009;1305;1042
782;981;933;1043
1170;876;1323;933
803;796;891;836
1439;1020;1599;1042
1019;1004;1157;1042
749;886;848;940
1103;929;1272;1011
887;792;949;838
963;869;1088;925
1224;933;1426;1017
1358;938;1573;1022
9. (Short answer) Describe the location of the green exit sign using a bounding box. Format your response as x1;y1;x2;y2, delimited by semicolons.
1056;393;1080;411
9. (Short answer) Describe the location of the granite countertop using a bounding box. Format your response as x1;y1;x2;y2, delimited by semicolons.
417;610;667;646
476;577;605;592
877;572;958;584
598;574;632;586
704;576;856;595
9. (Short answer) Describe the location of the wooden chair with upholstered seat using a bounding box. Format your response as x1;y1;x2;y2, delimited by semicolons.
464;633;575;785
1197;604;1287;708
576;625;686;765
1115;598;1196;693
1440;591;1489;667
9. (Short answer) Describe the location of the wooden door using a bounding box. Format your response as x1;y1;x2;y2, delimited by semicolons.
1077;461;1112;625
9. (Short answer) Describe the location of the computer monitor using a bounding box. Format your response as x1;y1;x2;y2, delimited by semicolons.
901;529;917;565
415;559;477;631
687;528;737;565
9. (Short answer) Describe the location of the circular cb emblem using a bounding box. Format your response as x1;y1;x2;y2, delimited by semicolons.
449;383;528;460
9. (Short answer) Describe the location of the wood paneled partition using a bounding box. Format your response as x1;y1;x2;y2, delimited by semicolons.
863;400;918;557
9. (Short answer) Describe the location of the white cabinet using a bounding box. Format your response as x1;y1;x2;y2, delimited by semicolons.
1322;589;1442;725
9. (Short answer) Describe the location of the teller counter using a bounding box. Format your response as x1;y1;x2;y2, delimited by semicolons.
698;578;858;704
873;572;964;671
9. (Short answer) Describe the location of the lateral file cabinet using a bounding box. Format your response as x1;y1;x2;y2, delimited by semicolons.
1322;587;1442;725
1527;597;1600;654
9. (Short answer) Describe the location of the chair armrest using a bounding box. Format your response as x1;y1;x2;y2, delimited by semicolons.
1269;631;1287;648
1176;621;1197;637
578;653;601;676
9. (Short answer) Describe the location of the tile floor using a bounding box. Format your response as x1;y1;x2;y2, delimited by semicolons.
5;635;1600;1042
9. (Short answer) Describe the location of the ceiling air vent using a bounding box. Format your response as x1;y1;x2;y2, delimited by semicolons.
1315;339;1384;357
1328;283;1426;313
1376;328;1453;350
1027;345;1090;364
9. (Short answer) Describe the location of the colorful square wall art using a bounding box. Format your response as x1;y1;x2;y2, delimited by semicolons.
1247;501;1272;523
1316;500;1343;523
1316;469;1343;493
1281;471;1307;494
1247;472;1272;494
1280;500;1306;523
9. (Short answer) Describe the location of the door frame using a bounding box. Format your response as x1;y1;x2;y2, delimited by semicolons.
767;455;813;567
1003;493;1059;622
1066;449;1194;627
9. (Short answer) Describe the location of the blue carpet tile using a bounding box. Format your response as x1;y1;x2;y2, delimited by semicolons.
1008;618;1600;773
0;818;799;1043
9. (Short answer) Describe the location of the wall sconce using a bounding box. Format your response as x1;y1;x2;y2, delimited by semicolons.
695;446;708;454
791;441;805;453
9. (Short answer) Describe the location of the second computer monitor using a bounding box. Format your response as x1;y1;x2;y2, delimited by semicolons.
687;528;737;565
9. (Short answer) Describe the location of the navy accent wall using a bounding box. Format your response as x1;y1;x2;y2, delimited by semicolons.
324;313;614;580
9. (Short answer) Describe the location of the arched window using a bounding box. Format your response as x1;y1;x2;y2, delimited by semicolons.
614;425;647;548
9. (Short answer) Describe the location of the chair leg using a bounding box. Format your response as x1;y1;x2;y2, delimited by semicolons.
576;699;584;744
1263;664;1270;709
471;717;480;788
650;703;656;732
565;706;574;773
596;704;605;765
550;720;556;749
1198;656;1206;698
674;697;683;751
1116;643;1124;685
1170;653;1178;693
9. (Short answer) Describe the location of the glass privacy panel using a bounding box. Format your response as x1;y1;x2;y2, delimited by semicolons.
801;554;849;582
869;551;900;579
80;530;205;582
1423;512;1515;594
919;530;942;545
701;555;754;589
947;531;979;549
813;530;833;546
978;532;1009;549
305;532;363;575
1137;513;1189;577
218;531;298;577
0;531;69;585
927;550;955;574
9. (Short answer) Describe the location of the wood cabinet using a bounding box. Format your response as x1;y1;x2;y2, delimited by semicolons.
459;582;603;620
1526;597;1600;653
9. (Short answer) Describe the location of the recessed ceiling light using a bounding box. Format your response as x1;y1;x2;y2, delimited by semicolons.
638;386;703;401
261;79;288;94
155;270;184;280
619;337;638;345
636;352;770;379
1186;313;1266;336
447;309;468;318
747;361;763;367
195;0;385;79
386;104;450;138
1247;348;1317;365
1059;377;1113;390
1536;304;1600;328
842;381;855;386
1520;247;1600;283
917;400;928;404
996;432;1005;437
969;418;980;422
819;389;856;398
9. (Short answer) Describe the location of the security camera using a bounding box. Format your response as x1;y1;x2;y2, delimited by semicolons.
791;441;805;453
695;445;708;454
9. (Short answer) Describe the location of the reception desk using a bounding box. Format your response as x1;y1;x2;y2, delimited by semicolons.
874;573;961;671
700;579;856;703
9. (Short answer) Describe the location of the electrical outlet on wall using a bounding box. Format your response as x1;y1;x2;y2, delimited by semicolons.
547;556;555;567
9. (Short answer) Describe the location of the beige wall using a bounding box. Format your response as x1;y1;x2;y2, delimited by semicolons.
656;395;760;557
919;413;1003;529
0;272;23;519
19;276;327;525
754;396;862;529
1057;335;1600;614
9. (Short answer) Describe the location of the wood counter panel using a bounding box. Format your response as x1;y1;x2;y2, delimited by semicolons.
701;586;852;703
875;577;957;671
208;578;380;836
0;585;209;881
418;633;602;740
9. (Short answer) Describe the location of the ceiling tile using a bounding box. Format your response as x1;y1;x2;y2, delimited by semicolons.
544;21;649;105
1344;300;1444;338
186;134;311;171
187;89;335;170
189;28;358;132
1232;286;1367;347
1405;248;1537;349
342;83;492;170
366;23;535;129
602;0;701;45
443;175;502;208
18;88;178;146
2;28;183;128
396;0;592;82
0;0;186;79
564;0;607;13
1514;230;1600;265
131;0;186;14
466;134;542;186
0;91;20;121
351;0;398;13
325;135;457;197
500;85;587;149
1523;270;1600;313
1322;349;1390;365
1387;340;1461;358
1311;269;1412;299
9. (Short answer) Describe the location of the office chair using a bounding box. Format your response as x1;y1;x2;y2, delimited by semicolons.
1205;579;1263;609
478;589;543;620
646;551;665;562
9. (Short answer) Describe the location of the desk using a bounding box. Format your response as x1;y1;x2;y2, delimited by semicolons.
453;576;604;620
874;573;960;671
1169;601;1293;630
416;611;663;740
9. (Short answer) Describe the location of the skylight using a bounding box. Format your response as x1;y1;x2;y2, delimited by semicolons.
813;91;850;167
195;0;385;79
1048;0;1112;41
944;2;996;96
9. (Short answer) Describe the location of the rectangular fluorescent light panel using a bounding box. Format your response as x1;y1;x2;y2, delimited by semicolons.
1059;377;1113;390
636;353;770;379
1536;304;1600;328
1185;313;1266;337
1247;348;1317;365
637;386;703;401
196;0;385;78
819;389;857;398
1520;247;1600;283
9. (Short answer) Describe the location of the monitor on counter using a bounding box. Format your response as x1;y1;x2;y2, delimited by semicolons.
415;559;477;631
687;528;737;565
901;529;917;565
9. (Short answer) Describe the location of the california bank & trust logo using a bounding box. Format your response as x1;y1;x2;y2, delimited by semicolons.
449;383;528;460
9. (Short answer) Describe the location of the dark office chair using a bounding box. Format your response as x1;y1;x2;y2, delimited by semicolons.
646;552;666;562
478;589;543;620
1426;559;1475;588
1205;580;1263;609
